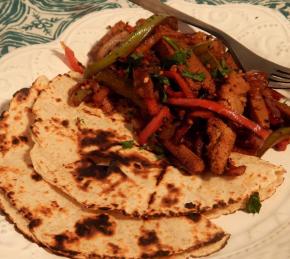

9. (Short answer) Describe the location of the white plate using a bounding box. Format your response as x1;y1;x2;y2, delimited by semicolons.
0;1;289;258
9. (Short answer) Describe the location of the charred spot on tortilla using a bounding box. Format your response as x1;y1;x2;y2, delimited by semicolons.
148;192;156;205
19;135;28;143
75;214;115;237
141;250;170;258
13;88;30;102
6;191;14;199
161;184;180;206
79;129;118;150
87;149;157;173
28;218;42;229
187;213;202;222
108;243;120;254
0;110;7;120
12;136;20;145
53;234;69;250
31;172;43;181
61;120;69;127
55;98;62;102
155;164;168;185
185;202;196;209
73;159;126;181
138;230;159;246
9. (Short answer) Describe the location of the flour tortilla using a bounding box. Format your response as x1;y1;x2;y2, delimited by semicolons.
30;73;285;217
148;153;285;218
0;75;229;258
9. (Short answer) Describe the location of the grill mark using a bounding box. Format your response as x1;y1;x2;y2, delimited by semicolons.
31;172;42;181
13;88;30;102
138;230;159;246
28;218;42;229
187;213;201;222
75;214;115;238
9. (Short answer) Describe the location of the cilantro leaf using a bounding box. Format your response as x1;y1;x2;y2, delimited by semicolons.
245;192;261;214
161;90;168;103
182;70;206;82
125;53;143;77
159;76;170;85
220;58;230;77
163;36;179;51
152;144;166;160
120;140;134;149
172;50;191;65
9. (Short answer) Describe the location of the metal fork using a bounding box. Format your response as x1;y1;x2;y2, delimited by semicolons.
130;0;290;89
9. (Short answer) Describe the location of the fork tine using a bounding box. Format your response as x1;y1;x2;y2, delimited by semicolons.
270;74;290;83
274;71;290;80
268;80;290;89
272;63;290;75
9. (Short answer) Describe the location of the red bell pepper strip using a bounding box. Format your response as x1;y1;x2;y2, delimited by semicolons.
167;98;270;139
165;86;185;98
189;110;213;119
138;106;171;145
164;71;194;98
145;98;160;116
61;41;84;74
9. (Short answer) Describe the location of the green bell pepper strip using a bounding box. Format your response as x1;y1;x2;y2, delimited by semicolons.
70;88;93;107
84;15;167;78
257;127;290;157
94;69;144;108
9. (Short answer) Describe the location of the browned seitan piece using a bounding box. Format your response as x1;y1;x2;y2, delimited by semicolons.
207;117;236;175
246;72;270;128
163;140;205;174
186;52;216;96
219;71;250;114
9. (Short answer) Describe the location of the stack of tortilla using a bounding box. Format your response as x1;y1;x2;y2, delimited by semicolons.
0;72;285;258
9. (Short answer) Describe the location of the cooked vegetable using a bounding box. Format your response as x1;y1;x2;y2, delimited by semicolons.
164;71;194;98
94;69;144;108
163;140;205;173
245;192;261;214
84;15;167;78
71;16;290;176
70;87;92;107
181;70;206;82
61;41;84;74
167;98;270;139
165;86;184;98
120;140;134;149
257;127;290;157
138;106;171;145
92;87;110;107
162;36;179;51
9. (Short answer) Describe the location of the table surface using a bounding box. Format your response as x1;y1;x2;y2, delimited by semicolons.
0;0;289;59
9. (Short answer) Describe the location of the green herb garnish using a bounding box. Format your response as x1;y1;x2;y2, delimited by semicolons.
220;58;230;77
245;192;261;214
172;49;191;65
159;76;170;85
163;36;179;51
125;53;143;76
211;69;219;79
161;36;192;67
153;144;166;159
161;90;168;103
120;140;134;149
182;70;206;82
